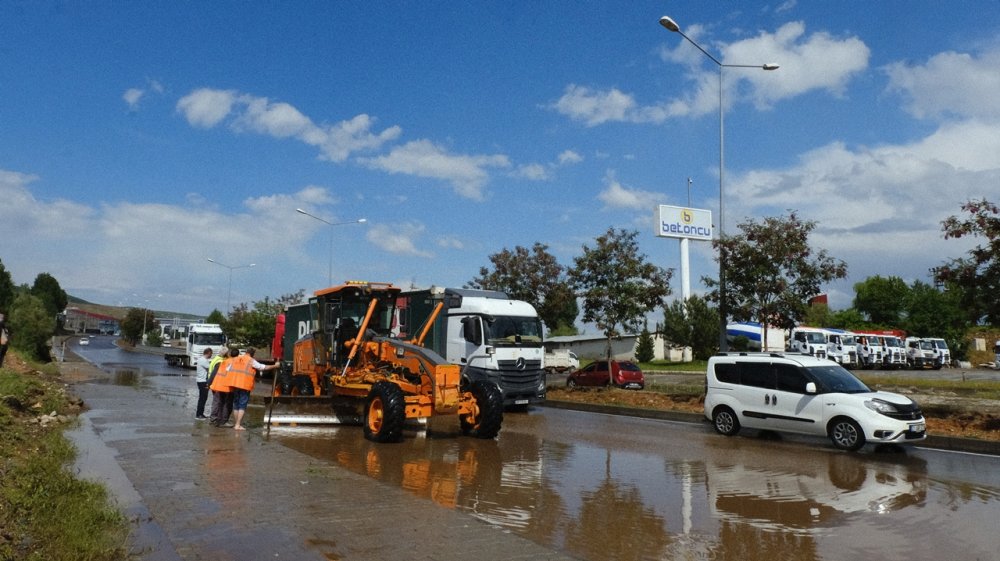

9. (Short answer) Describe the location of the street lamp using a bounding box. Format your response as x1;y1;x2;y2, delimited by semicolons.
206;258;255;314
295;208;367;287
659;15;779;351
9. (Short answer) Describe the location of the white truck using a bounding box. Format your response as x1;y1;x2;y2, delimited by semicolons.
905;337;942;370
164;323;227;368
397;287;547;408
924;337;951;367
544;349;579;373
854;334;884;369
788;326;829;359
822;328;859;368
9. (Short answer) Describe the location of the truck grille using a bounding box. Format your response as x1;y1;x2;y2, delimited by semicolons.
496;359;544;394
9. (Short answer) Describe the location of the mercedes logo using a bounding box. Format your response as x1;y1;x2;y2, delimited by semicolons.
515;357;526;370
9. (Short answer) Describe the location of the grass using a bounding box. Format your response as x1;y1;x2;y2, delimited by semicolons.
0;352;130;561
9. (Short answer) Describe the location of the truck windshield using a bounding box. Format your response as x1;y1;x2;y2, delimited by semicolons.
806;333;827;344
808;365;871;394
932;340;948;350
486;316;544;347
192;333;225;345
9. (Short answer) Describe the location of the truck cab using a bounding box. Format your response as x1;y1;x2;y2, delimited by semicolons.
788;327;829;359
822;328;859;369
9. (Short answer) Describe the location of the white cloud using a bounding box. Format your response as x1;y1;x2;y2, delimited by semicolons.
513;163;550;181
359;139;510;200
123;88;144;110
437;236;464;250
176;88;401;162
177;88;238;128
597;174;664;210
557;150;584;165
885;48;1000;122
555;22;869;126
366;222;433;257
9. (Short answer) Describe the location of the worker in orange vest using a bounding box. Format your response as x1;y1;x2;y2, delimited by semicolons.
209;347;239;427
227;346;280;431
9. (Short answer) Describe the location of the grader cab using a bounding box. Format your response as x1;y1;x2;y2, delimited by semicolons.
285;281;503;442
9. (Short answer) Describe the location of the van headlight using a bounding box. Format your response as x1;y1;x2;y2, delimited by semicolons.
864;399;898;414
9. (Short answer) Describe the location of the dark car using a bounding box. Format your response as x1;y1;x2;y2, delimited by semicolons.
566;360;644;390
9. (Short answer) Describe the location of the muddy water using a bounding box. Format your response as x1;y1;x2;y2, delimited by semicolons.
73;342;1000;560
267;411;1000;561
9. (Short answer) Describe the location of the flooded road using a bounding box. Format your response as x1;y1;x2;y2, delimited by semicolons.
74;337;1000;561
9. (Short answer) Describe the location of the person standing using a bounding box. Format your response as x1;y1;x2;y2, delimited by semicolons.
0;313;9;369
226;346;280;431
209;347;238;427
194;347;213;420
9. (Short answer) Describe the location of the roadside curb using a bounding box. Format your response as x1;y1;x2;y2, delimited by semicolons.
541;399;1000;456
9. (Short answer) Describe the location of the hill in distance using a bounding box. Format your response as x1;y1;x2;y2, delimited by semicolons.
67;294;204;321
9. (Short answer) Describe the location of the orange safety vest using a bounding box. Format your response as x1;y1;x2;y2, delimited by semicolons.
226;354;257;392
209;357;235;392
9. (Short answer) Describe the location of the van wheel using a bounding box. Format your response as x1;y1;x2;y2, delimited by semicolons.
712;406;740;436
363;382;406;443
566;378;577;388
829;417;865;451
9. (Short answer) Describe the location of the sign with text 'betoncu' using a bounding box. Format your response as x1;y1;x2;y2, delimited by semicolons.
654;205;713;241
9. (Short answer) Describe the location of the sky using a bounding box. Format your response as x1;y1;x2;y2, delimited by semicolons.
2;1;999;324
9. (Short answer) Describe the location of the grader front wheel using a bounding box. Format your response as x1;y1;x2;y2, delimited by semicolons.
363;381;406;443
460;380;503;439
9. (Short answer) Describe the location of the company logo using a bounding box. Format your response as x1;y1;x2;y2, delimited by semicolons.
682;209;693;223
515;357;526;371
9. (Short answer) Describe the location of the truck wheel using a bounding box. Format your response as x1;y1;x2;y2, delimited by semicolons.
363;382;406;443
829;417;866;451
461;381;503;439
296;375;315;396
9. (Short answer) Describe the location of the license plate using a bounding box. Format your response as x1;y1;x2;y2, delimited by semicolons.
514;399;529;405
910;423;925;432
625;383;641;389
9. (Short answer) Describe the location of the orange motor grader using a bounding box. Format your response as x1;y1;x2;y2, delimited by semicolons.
284;281;503;442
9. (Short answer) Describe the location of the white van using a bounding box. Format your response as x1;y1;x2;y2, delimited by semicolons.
704;353;926;450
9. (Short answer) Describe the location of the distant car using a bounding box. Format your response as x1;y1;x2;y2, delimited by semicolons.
566;360;644;390
79;338;89;346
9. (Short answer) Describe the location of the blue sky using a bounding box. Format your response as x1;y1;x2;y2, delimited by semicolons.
2;1;999;324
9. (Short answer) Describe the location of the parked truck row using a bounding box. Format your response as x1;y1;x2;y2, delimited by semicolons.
788;326;950;370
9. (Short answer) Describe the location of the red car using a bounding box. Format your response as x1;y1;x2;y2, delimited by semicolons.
566;360;645;390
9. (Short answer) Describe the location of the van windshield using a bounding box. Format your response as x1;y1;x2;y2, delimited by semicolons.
808;365;870;394
192;333;226;345
486;315;544;347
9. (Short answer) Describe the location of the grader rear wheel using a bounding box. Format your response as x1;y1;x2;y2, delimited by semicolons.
363;381;406;443
460;380;503;439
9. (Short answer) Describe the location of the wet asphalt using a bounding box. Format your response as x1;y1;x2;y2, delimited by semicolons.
64;360;575;561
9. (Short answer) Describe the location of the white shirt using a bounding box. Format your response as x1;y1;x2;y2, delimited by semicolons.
195;355;212;383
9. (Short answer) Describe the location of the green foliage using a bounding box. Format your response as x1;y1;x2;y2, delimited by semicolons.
0;259;14;314
705;212;847;332
9;292;55;361
661;296;719;360
225;292;303;348
568;228;671;360
468;243;577;331
205;309;226;325
120;307;157;345
145;330;164;347
635;322;655;363
903;280;968;359
935;199;1000;324
30;272;68;319
853;275;909;325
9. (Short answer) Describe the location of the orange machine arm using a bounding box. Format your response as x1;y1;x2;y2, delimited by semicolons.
411;301;445;347
341;296;381;375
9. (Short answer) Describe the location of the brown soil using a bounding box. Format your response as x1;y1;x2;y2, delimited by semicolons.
547;387;1000;442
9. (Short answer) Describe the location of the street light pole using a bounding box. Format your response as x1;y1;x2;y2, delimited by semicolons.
207;259;255;314
295;208;367;287
659;15;779;352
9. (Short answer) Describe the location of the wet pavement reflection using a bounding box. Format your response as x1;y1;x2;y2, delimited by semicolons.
74;340;1000;561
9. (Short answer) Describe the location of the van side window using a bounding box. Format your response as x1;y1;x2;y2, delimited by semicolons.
740;362;774;389
775;364;808;393
714;362;739;384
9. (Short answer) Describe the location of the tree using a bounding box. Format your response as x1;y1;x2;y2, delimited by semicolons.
120;308;157;346
30;272;68;319
661;296;719;360
9;292;55;361
468;243;576;332
205;309;226;326
0;259;14;314
568;228;672;361
903;281;967;355
935;199;1000;324
224;290;303;349
704;212;847;350
853;275;909;325
635;321;655;363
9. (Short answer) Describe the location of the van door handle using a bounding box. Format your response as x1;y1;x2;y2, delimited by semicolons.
772;394;777;405
765;394;771;405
